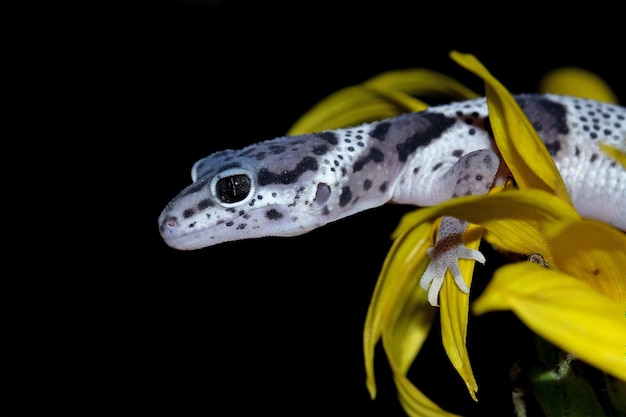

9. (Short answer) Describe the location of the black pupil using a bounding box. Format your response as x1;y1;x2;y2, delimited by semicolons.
216;174;251;203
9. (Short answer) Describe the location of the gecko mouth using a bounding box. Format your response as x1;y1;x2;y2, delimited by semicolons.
158;210;250;251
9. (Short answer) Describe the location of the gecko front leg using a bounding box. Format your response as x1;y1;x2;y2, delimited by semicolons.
420;149;499;306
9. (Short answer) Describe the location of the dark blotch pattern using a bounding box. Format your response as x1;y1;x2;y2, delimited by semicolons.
313;145;329;155
483;116;493;138
396;113;456;162
318;131;339;145
545;141;561;156
339;186;352;207
265;209;284;220
269;145;287;154
258;156;318;185
370;122;391;141
517;96;569;151
353;147;384;172
198;198;214;210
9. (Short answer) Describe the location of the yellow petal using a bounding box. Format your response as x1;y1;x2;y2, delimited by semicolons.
364;221;462;416
545;219;626;301
599;143;626;168
363;68;479;101
450;51;572;204
288;85;411;134
363;222;433;399
394;189;581;267
439;223;482;401
288;67;478;135
386;345;464;417
472;262;626;381
538;66;619;104
382;281;461;417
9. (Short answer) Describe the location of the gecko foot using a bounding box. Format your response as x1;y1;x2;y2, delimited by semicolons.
419;231;485;306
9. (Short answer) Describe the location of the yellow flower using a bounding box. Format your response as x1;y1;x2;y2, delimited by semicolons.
288;51;626;416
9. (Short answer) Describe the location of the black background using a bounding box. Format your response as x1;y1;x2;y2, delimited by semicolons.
2;1;624;416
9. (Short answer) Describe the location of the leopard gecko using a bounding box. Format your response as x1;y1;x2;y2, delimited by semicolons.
158;94;626;306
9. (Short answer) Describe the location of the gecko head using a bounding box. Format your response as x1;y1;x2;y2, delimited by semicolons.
158;133;353;250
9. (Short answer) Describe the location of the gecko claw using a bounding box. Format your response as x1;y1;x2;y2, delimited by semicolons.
420;236;485;307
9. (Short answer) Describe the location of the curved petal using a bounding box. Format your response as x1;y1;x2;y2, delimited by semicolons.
450;51;572;204
439;223;482;401
545;219;626;301
599;143;626;168
363;222;433;399
287;85;414;134
364;221;461;416
472;262;626;381
288;67;478;135
382;278;460;417
538;67;619;104
363;68;479;101
394;189;581;266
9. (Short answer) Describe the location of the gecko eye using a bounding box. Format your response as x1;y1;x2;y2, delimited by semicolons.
216;174;251;203
210;167;255;207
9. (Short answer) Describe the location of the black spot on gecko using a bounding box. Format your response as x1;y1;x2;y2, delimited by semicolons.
236;223;246;230
225;221;234;227
363;179;373;190
353;147;384;172
183;209;195;218
370;122;391;141
545;140;561;156
265;209;284;220
516;96;569;143
396;113;456;162
483;116;494;137
269;145;287;154
339;186;352;207
590;153;598;163
379;182;388;193
318;131;339;145
452;149;464;157
198;199;214;210
257;156;318;185
432;162;443;171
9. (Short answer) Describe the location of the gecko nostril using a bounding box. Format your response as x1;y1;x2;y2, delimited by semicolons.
165;216;178;229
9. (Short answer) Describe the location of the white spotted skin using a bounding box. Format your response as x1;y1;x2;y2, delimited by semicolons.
159;94;626;251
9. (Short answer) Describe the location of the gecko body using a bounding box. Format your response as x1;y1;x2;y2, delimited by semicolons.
159;94;626;304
